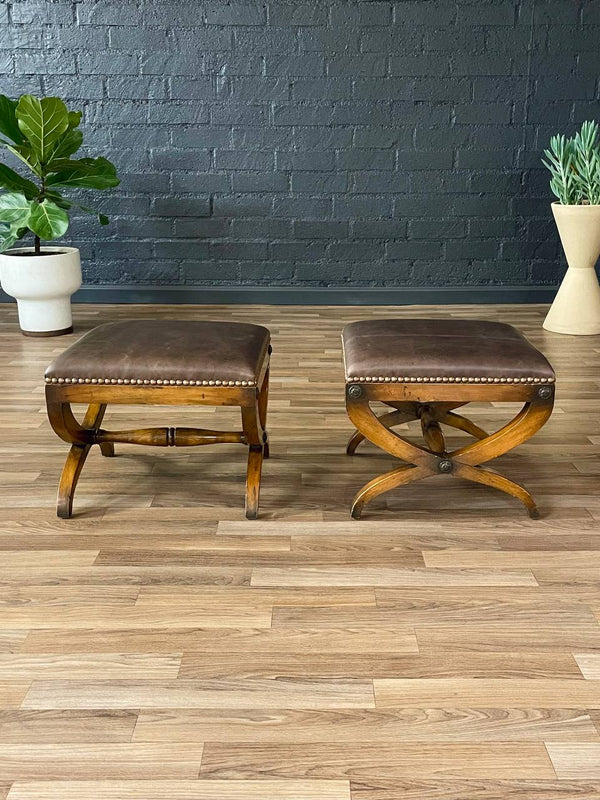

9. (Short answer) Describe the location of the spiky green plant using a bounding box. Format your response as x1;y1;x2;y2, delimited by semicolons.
572;121;600;206
543;121;600;206
0;94;119;254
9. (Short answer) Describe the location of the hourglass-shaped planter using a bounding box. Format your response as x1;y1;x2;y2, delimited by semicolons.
544;203;600;335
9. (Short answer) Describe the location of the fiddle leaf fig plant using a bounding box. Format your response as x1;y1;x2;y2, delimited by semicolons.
0;94;119;254
543;120;600;206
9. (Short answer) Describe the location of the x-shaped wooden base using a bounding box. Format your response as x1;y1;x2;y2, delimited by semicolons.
345;383;554;519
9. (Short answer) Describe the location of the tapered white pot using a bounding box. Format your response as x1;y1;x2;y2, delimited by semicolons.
0;246;81;336
543;203;600;335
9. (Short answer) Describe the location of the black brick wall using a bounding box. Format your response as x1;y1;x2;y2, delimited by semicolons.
1;0;599;294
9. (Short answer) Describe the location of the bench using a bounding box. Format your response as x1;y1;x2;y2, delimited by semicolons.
44;319;271;519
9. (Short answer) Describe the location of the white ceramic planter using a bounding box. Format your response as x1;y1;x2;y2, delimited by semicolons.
0;246;81;336
543;203;600;336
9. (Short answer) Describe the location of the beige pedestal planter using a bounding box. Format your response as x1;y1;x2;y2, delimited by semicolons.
0;246;81;337
543;203;600;335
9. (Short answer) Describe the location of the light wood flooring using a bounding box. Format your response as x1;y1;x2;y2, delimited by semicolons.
0;301;599;799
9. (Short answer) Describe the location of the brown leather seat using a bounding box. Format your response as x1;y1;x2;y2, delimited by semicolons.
342;319;555;384
45;320;270;387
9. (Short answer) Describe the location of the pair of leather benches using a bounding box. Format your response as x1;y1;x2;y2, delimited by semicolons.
44;318;555;519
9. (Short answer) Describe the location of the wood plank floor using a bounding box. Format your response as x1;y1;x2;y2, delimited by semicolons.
1;301;600;799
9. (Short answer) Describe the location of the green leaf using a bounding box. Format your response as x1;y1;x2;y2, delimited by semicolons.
28;199;69;240
0;223;23;253
46;156;120;190
0;192;32;225
45;189;71;210
0;164;39;199
48;127;83;162
15;95;70;163
99;214;109;225
0;95;25;145
67;110;82;129
1;141;41;177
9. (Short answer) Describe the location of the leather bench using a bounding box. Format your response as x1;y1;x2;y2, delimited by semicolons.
342;318;555;518
44;319;271;519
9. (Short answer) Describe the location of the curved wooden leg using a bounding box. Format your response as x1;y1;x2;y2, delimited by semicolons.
351;464;431;519
346;396;437;467
245;445;264;520
419;406;446;454
259;367;270;459
347;404;418;455
57;443;92;519
55;403;108;519
449;398;553;466
435;409;489;440
455;462;540;519
242;399;265;520
446;396;553;516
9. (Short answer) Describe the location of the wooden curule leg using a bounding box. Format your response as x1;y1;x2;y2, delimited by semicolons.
346;403;418;455
242;373;268;520
345;385;554;519
53;403;108;519
259;366;270;459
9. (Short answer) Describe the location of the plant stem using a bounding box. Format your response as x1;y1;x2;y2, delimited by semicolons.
34;177;45;255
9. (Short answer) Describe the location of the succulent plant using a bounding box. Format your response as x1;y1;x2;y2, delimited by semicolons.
543;120;600;206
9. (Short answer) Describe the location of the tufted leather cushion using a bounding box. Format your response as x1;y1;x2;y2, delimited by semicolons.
45;320;270;387
342;319;555;384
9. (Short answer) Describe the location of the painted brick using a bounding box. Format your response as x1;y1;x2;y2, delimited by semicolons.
154;240;211;259
276;151;335;171
291;172;347;193
270;241;327;260
16;52;75;74
205;2;266;26
232;126;294;149
327;55;387;77
273;197;332;218
151;150;211;171
147;104;210;124
153;198;211;217
212;195;272;217
12;1;72;23
293;220;350;239
172;173;231;193
232;173;289;192
215;150;274;171
169;78;217;100
107;77;167;100
266;55;325;77
176;218;232;238
354;220;407;239
231;219;292;238
212;241;269;260
268;4;327;26
410;220;467;239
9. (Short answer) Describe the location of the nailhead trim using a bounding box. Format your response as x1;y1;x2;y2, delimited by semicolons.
346;375;555;384
45;377;255;387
